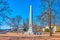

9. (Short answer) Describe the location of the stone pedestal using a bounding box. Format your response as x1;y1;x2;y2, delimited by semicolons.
27;27;33;34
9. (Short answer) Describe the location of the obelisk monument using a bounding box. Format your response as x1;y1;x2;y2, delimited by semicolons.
28;5;33;34
29;5;32;28
24;5;33;34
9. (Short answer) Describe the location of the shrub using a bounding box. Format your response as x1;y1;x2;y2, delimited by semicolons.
44;28;49;32
23;26;28;32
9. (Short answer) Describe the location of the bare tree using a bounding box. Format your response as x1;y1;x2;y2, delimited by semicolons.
6;16;22;34
15;16;22;34
37;0;59;36
23;19;29;32
0;0;12;26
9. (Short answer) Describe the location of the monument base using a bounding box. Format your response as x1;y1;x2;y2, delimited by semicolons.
24;27;33;35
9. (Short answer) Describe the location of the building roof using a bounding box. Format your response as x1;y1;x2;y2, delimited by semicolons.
51;24;55;26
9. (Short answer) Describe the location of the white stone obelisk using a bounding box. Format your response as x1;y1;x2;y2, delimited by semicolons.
29;5;32;27
27;5;33;34
24;5;33;34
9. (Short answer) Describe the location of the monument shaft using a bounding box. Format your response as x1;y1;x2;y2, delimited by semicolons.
24;5;33;34
27;5;33;34
29;5;32;27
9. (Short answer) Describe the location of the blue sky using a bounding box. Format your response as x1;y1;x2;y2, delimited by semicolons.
6;0;60;22
7;0;40;19
6;0;41;25
0;0;60;29
1;0;41;29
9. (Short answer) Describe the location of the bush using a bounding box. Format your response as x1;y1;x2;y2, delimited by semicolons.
44;28;49;32
56;26;60;32
23;26;28;32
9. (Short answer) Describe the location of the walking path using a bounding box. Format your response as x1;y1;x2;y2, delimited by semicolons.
0;32;60;40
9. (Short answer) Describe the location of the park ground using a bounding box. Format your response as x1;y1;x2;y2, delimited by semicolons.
0;32;60;40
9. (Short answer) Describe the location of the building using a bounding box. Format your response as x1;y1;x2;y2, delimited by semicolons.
54;26;60;32
43;24;60;32
43;24;55;32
